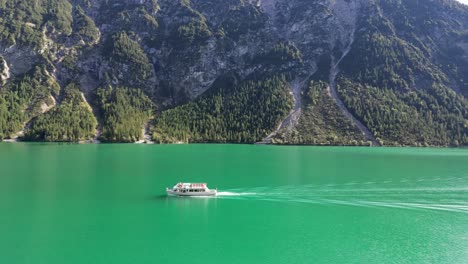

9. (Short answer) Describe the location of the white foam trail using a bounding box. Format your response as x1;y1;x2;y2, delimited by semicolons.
217;179;468;213
217;192;256;196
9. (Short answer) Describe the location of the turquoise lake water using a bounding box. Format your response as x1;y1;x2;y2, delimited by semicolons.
0;143;467;263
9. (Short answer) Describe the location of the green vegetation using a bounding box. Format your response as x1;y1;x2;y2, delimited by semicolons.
176;19;211;45
0;91;23;140
141;9;159;30
342;30;445;90
152;75;293;144
337;78;468;146
219;3;265;40
274;81;368;146
0;93;18;140
97;1;159;35
72;6;99;44
0;0;466;146
337;2;468;146
0;0;73;46
104;31;153;86
61;54;78;74
378;0;468;95
96;86;154;143
254;42;303;66
104;31;150;69
24;83;97;142
0;65;58;139
167;1;212;47
439;31;468;97
46;0;73;35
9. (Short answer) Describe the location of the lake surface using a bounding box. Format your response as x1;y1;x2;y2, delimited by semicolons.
0;143;467;264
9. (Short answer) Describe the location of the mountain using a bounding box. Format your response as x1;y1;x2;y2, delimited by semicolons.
0;0;467;146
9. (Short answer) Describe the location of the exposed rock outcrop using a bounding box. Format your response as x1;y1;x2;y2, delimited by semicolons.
0;56;10;85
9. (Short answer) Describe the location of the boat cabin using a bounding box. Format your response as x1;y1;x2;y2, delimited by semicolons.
167;182;217;196
172;183;207;193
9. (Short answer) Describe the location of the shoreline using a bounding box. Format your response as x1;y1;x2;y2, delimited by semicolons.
0;139;465;148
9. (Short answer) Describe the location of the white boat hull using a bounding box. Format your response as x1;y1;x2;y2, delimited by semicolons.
166;188;217;197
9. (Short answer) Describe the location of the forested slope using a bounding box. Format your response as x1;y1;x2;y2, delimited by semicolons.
0;0;466;146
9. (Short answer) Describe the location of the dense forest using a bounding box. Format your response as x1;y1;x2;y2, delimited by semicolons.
0;65;58;140
0;0;73;47
96;86;154;143
152;75;293;143
103;31;153;88
337;79;468;146
24;83;97;142
72;5;100;45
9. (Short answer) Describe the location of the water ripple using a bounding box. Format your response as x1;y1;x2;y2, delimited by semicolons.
219;178;468;214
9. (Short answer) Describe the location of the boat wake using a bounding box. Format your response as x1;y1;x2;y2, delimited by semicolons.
217;192;257;197
218;177;468;214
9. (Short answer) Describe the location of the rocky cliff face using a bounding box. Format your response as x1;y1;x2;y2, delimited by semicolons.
0;56;9;84
0;0;467;145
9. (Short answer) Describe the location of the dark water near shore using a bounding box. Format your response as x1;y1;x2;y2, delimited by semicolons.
0;143;467;263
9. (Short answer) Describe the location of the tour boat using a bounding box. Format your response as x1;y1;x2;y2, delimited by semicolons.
166;183;217;196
